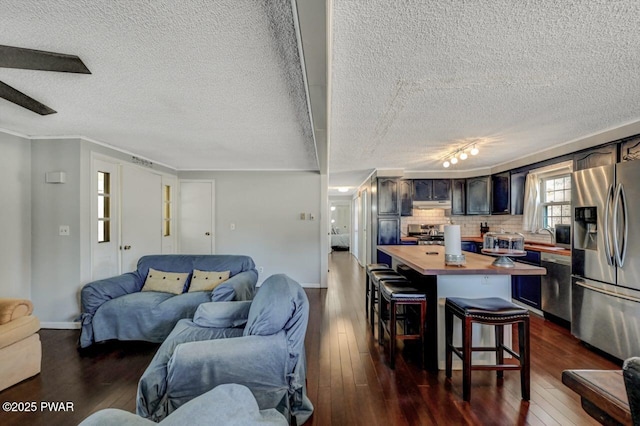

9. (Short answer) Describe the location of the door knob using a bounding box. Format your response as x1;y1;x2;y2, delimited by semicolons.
205;232;211;236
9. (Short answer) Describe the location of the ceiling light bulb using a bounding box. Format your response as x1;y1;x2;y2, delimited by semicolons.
338;187;349;193
460;152;468;160
470;145;479;156
330;206;336;211
450;156;458;165
443;160;450;168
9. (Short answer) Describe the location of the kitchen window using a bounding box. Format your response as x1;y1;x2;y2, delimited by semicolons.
540;174;571;228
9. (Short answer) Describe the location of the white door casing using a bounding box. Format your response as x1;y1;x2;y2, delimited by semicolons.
179;180;215;254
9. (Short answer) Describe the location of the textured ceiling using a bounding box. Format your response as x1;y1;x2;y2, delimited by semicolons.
330;0;640;179
4;1;640;186
0;0;317;170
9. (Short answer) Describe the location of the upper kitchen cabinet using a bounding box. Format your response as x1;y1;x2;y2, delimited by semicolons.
466;176;490;215
451;179;466;215
620;136;640;162
400;180;413;216
510;171;527;215
432;179;451;200
412;179;451;201
377;178;399;215
491;172;510;215
573;144;616;171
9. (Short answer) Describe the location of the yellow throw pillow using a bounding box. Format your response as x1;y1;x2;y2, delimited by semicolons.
188;269;231;292
141;268;189;294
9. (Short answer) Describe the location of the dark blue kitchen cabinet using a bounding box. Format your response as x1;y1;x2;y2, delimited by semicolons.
466;176;490;215
461;241;477;253
401;239;418;245
512;250;541;309
373;176;401;263
512;275;541;309
378;178;399;215
400;180;413;216
510;171;527;215
377;218;399;245
451;179;466;215
413;179;451;201
491;171;510;215
573;144;616;171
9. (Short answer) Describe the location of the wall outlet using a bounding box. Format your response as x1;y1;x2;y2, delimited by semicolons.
308;213;315;220
482;275;490;285
258;266;264;274
230;222;236;231
59;225;70;236
299;213;306;220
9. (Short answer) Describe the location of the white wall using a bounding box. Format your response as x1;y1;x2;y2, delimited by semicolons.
178;171;322;286
0;132;32;299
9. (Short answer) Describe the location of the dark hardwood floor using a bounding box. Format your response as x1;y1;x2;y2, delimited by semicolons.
0;251;620;425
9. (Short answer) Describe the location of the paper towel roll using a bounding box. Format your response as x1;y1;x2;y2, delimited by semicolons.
444;225;462;256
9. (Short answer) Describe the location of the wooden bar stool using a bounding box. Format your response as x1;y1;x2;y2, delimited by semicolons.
369;270;402;332
445;297;530;402
378;278;427;369
365;264;390;321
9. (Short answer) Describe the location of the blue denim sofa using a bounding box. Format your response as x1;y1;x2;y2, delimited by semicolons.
78;255;258;348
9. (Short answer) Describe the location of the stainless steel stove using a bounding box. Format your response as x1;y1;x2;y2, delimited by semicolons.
407;224;445;245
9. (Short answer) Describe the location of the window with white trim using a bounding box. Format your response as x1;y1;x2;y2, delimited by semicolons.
163;184;172;237
541;174;571;228
97;171;111;243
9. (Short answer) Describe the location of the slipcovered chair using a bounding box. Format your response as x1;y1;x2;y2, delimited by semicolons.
137;274;314;424
79;384;287;425
623;357;640;426
0;298;41;391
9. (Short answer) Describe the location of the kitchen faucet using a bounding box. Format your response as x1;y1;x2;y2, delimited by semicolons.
537;227;555;244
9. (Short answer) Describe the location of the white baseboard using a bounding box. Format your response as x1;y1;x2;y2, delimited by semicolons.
257;281;323;288
300;282;322;288
41;322;81;330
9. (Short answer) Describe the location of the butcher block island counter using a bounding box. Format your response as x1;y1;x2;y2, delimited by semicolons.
377;245;546;371
378;245;546;275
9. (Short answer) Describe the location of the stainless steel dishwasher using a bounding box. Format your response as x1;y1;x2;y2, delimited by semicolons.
541;252;572;322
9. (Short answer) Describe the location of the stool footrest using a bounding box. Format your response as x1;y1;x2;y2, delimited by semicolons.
471;364;522;371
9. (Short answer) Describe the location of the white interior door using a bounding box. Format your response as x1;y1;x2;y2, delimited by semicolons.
91;158;120;280
179;181;215;254
359;189;368;266
352;196;359;259
121;164;163;272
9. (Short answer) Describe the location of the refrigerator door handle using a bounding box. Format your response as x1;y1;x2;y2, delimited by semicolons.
575;280;640;303
614;183;629;267
604;184;614;266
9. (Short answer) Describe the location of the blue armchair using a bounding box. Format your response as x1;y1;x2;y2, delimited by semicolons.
136;274;314;424
79;255;258;348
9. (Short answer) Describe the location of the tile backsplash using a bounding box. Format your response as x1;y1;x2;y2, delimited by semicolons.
401;209;555;244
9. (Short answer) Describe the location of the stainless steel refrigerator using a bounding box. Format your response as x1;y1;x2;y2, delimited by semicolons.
571;161;640;361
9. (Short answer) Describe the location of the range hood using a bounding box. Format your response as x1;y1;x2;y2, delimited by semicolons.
412;200;452;210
